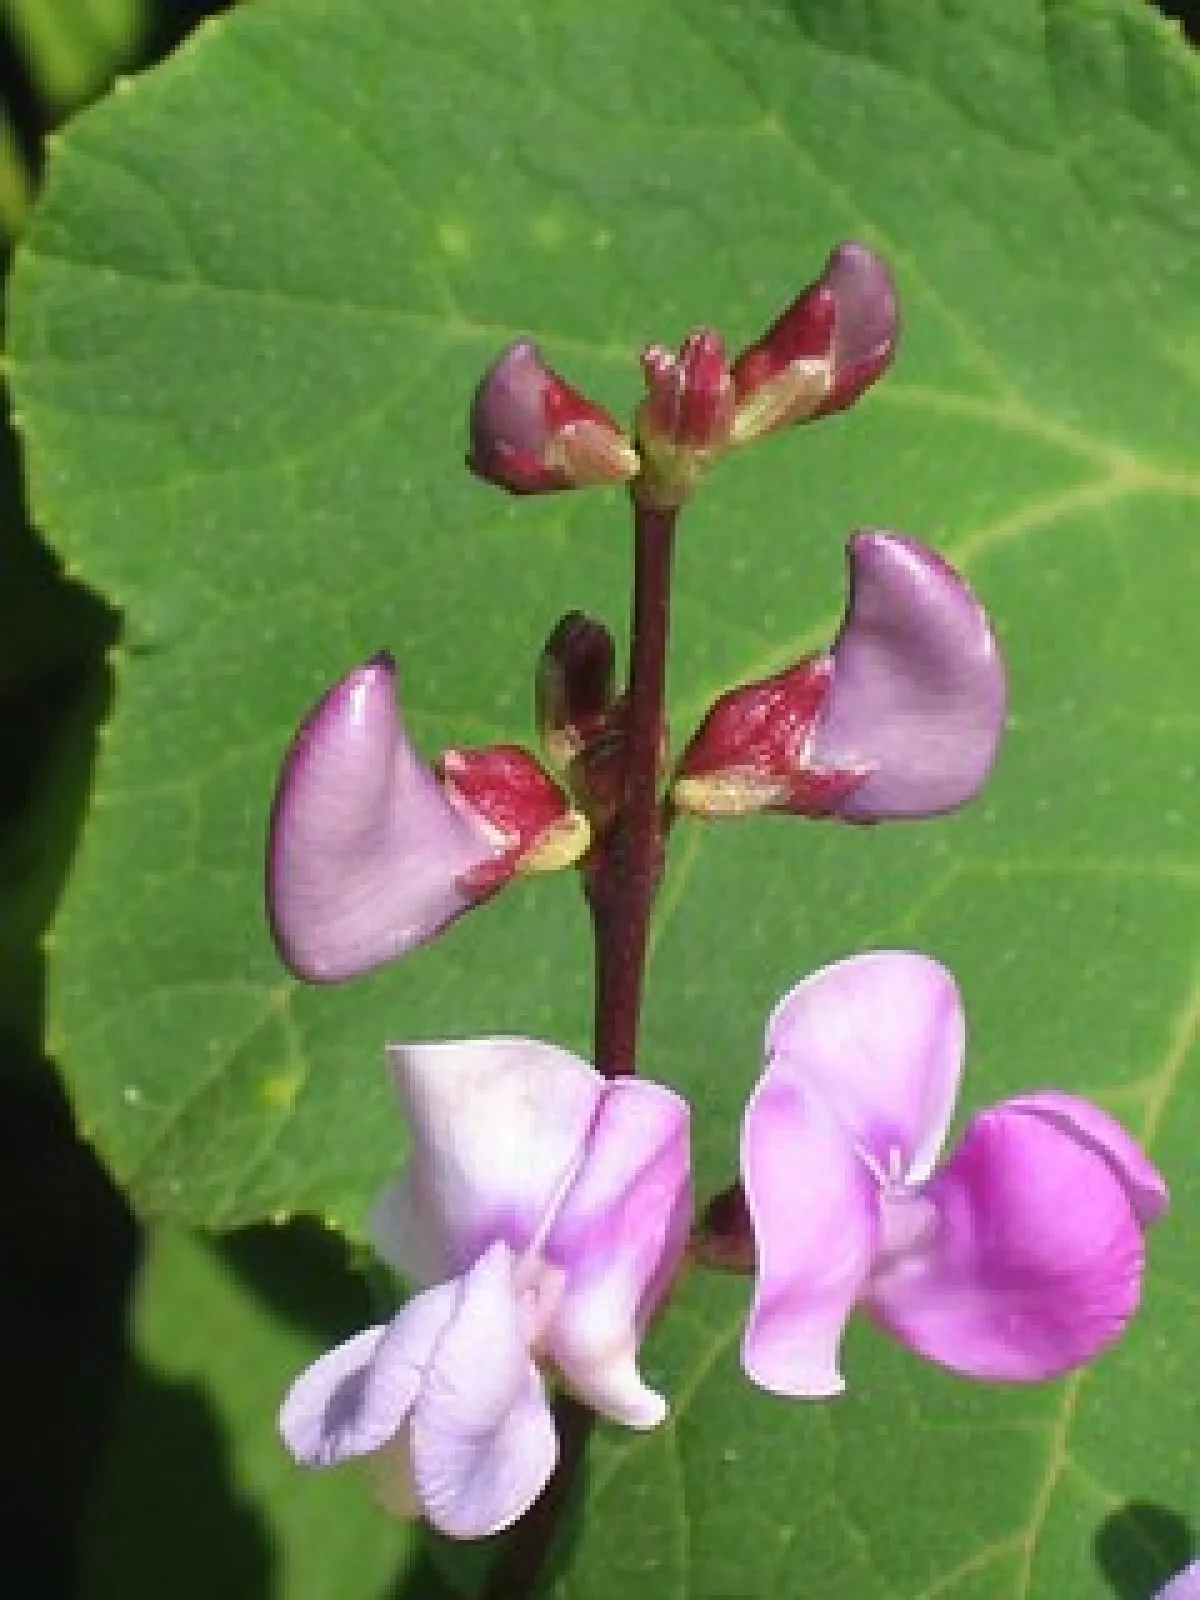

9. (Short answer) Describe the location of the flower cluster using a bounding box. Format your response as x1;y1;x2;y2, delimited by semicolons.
466;242;896;509
265;527;1006;979
265;242;1169;1558
277;953;1165;1536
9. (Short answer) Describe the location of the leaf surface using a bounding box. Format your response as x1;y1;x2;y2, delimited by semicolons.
82;1224;442;1600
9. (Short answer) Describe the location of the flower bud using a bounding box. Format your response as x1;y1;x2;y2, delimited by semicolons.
694;1182;756;1274
535;611;632;832
468;339;639;495
731;243;898;446
535;610;618;770
633;329;736;508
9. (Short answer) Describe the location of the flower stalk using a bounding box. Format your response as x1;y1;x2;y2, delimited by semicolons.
484;498;679;1600
586;499;677;1076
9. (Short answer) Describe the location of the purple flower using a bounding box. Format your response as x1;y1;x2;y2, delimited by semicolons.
280;1037;691;1537
674;532;1005;822
468;339;639;495
731;242;898;445
740;952;1167;1397
266;655;590;983
1157;1563;1200;1599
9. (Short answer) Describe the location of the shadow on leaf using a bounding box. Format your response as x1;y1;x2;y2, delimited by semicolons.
1096;1501;1195;1600
83;1356;273;1600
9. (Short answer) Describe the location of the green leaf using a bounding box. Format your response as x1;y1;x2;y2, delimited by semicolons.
0;110;32;236
1;0;148;113
7;0;1200;1593
83;1223;445;1600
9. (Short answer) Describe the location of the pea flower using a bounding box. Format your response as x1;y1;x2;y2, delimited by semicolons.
279;1037;691;1537
266;654;590;982
740;952;1167;1397
468;339;639;495
1157;1563;1200;1598
674;532;1006;822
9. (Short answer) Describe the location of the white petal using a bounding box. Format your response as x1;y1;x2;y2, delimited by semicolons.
376;1037;603;1283
279;1282;457;1466
766;950;964;1181
411;1242;558;1538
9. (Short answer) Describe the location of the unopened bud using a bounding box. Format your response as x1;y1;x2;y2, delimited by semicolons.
536;611;618;769
468;339;640;495
535;612;635;833
694;1183;756;1274
731;243;897;446
633;329;736;509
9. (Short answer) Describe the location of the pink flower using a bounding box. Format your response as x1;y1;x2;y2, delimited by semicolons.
280;1037;691;1537
675;532;1005;822
266;655;589;982
740;952;1167;1397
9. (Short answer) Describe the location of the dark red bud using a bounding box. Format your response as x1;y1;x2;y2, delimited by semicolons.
468;339;639;495
638;329;735;457
632;327;736;508
731;243;898;444
694;1183;756;1274
732;283;836;405
536;611;618;762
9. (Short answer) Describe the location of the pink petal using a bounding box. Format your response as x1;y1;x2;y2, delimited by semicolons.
266;656;503;982
279;1281;457;1466
819;242;899;416
373;1038;604;1284
765;951;964;1181
812;533;1006;821
1007;1091;1168;1224
542;1079;692;1427
411;1243;557;1538
741;1070;879;1397
1157;1562;1200;1600
867;1105;1146;1381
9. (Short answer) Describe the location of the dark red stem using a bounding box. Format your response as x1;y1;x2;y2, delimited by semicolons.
589;499;677;1074
480;496;678;1599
